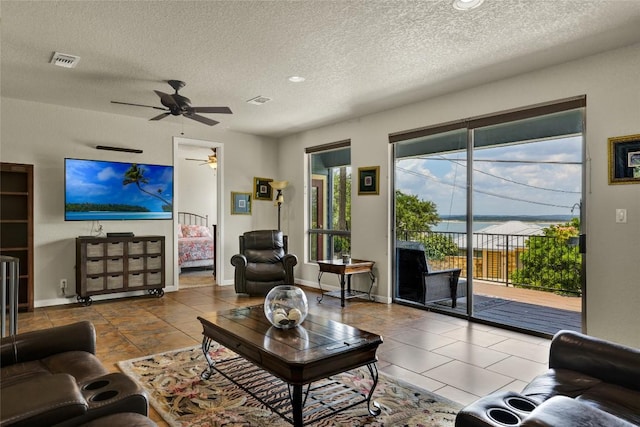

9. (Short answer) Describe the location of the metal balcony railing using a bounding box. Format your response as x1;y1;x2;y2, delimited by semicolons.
397;230;582;296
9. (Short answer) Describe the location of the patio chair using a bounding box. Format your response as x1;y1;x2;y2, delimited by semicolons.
396;240;466;307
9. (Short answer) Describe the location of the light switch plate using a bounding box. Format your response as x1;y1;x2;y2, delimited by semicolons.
616;208;627;223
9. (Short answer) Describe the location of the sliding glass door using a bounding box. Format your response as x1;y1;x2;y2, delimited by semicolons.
392;98;585;336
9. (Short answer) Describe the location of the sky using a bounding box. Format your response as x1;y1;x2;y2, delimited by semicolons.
395;136;582;218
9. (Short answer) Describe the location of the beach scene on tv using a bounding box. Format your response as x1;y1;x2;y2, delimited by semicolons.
65;158;174;221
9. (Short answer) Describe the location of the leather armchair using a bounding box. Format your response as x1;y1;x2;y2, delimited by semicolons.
231;230;298;295
0;321;153;427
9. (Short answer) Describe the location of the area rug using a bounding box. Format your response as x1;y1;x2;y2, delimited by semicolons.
118;344;461;427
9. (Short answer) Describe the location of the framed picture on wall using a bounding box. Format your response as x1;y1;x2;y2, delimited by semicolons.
231;192;251;214
608;134;640;184
253;177;273;200
358;166;380;195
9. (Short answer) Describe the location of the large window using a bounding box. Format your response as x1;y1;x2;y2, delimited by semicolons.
307;140;351;261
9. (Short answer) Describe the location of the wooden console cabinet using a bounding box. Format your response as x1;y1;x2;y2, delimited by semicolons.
75;235;165;305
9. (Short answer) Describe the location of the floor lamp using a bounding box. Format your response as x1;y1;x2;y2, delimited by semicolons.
269;180;288;230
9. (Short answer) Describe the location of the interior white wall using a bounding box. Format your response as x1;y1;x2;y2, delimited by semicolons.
1;44;637;346
0;98;277;305
279;43;640;347
176;147;217;224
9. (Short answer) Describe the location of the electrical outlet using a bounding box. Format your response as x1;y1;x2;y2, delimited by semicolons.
60;279;67;290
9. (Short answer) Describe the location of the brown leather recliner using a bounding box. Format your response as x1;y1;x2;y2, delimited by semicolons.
0;321;155;427
231;230;298;295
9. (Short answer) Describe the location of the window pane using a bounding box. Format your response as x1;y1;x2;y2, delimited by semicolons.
309;146;351;261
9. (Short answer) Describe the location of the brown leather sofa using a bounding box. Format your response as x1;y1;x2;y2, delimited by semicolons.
231;229;298;295
455;330;640;427
0;321;155;427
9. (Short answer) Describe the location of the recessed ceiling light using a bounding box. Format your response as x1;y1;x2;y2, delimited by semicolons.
288;76;305;83
452;0;484;11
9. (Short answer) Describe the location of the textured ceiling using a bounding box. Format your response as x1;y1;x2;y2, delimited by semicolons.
2;1;640;138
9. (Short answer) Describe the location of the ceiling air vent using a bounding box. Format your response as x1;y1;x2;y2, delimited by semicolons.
50;52;81;68
246;96;272;106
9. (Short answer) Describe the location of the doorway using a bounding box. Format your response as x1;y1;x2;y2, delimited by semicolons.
392;98;585;336
173;137;223;290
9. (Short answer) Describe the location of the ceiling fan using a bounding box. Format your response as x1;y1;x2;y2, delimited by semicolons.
186;148;218;169
111;80;232;126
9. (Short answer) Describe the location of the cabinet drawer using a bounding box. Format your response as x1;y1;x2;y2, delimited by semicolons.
106;258;123;273
147;256;162;270
128;241;145;255
107;242;124;256
128;257;144;271
86;276;104;292
107;274;124;290
147;240;162;254
86;243;104;257
146;271;162;286
128;273;144;287
86;259;104;275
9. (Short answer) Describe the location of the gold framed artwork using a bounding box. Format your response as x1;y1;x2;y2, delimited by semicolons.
608;134;640;184
358;166;380;195
231;192;251;215
253;177;273;200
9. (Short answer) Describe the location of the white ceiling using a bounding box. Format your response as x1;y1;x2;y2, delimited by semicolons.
2;1;640;138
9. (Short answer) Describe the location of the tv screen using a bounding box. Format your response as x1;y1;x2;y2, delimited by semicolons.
65;158;174;221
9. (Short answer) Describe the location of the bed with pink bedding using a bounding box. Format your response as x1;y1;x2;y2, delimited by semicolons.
178;212;215;274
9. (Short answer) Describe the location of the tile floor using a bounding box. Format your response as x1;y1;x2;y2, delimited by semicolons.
16;284;551;426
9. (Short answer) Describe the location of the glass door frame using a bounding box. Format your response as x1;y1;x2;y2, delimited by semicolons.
390;96;587;332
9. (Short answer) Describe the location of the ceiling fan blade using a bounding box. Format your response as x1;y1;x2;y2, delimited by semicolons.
190;106;233;114
154;90;180;109
149;112;170;121
111;100;167;111
185;158;207;162
184;113;219;126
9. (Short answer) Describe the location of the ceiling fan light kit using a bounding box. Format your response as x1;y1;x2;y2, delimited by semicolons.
111;80;232;126
185;148;218;169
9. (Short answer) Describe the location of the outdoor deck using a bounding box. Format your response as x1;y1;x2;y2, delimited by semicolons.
427;280;582;336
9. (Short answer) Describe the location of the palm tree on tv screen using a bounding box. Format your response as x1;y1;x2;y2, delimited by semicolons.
123;164;172;210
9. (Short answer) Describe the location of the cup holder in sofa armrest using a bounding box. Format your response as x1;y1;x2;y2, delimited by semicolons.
84;379;111;390
487;408;521;425
505;396;536;413
79;372;148;417
456;391;540;427
91;390;120;401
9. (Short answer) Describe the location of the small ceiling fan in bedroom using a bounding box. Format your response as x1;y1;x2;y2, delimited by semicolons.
111;80;232;126
186;148;218;169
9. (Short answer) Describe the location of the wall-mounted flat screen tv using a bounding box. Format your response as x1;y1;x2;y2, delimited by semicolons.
65;158;174;221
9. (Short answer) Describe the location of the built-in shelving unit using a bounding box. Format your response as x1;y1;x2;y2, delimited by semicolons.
76;235;165;305
0;163;34;311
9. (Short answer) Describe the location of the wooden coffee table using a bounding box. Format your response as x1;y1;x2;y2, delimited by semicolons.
197;305;383;426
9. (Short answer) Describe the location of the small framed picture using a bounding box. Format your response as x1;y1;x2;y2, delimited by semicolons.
608;134;640;184
231;192;251;215
358;166;380;195
253;177;273;200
